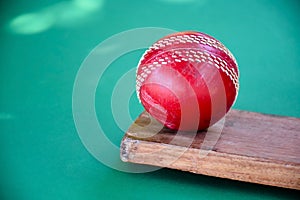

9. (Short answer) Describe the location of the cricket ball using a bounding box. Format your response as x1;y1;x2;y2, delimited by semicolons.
136;31;239;131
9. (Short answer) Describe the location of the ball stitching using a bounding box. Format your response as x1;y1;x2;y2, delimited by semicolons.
136;33;239;101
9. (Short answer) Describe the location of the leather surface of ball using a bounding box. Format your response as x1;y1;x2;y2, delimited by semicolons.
136;31;239;131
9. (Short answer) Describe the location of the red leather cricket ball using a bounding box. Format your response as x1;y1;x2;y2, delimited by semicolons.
136;31;239;131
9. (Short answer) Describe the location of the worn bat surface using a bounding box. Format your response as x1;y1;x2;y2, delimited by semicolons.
120;110;300;190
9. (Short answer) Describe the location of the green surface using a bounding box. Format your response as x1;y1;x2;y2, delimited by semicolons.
1;0;300;199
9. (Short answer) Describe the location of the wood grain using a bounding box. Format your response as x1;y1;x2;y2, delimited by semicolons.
120;110;300;190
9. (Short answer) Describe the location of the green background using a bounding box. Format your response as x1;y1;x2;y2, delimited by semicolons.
1;0;300;199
